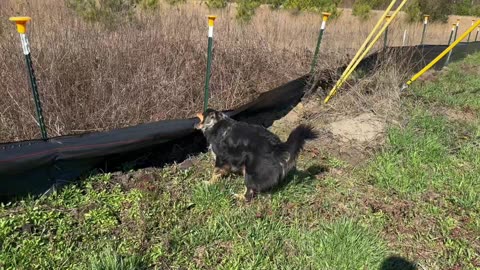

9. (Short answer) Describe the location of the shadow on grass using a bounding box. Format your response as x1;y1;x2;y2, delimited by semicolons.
267;164;328;194
380;256;417;270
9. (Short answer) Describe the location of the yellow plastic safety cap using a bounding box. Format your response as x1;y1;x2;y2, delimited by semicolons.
9;16;31;34
208;15;216;27
322;12;331;22
385;14;392;22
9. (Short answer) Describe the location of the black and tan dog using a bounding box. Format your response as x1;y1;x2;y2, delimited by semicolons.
195;109;317;201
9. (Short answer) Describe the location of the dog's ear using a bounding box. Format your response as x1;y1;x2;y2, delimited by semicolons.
214;111;227;120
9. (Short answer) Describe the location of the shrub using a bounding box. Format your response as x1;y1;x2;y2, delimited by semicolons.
164;0;186;5
406;0;450;23
66;0;137;27
352;2;371;20
138;0;159;9
236;0;261;22
265;0;284;9
283;0;341;17
206;0;227;9
405;0;421;22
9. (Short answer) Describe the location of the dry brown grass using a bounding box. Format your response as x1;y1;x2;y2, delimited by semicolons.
0;0;475;142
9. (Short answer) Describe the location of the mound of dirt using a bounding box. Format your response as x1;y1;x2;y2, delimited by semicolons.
270;101;387;166
328;113;385;143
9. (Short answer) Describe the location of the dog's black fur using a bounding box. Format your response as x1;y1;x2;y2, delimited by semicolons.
195;109;318;201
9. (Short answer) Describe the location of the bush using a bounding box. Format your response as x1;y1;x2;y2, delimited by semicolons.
265;0;284;9
137;0;159;9
236;0;261;22
406;0;450;23
352;2;371;20
206;0;227;9
283;0;341;17
66;0;160;27
405;0;421;22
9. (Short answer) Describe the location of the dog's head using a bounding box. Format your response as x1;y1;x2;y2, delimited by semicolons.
194;109;227;132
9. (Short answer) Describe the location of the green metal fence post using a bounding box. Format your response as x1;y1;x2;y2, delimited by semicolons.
467;19;474;42
383;14;391;49
203;15;216;112
445;23;456;67
420;15;429;45
10;17;48;140
310;12;331;75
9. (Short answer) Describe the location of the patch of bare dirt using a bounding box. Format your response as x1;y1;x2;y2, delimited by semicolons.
271;100;387;166
328;112;385;143
441;106;477;123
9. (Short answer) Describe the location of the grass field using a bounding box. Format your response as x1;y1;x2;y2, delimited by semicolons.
1;52;479;269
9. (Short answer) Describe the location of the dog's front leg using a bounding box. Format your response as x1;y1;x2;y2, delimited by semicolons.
204;158;231;185
205;167;222;185
233;186;256;202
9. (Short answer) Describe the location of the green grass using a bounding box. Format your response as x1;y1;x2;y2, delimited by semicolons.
1;53;480;269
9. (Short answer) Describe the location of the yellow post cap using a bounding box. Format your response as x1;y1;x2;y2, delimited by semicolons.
9;16;32;34
385;14;392;22
208;15;216;27
322;12;331;21
424;14;430;18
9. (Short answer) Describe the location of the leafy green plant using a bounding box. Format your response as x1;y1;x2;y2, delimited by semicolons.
87;246;145;270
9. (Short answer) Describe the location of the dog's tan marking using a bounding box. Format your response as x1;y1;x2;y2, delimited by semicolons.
233;186;247;201
196;113;204;123
203;168;221;185
204;165;231;185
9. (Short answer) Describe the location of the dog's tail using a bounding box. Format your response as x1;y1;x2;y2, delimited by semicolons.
282;124;318;160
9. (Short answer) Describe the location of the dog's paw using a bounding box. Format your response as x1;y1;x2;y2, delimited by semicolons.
233;193;246;201
202;179;216;185
204;173;221;185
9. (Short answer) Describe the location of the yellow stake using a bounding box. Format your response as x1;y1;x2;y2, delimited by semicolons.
322;12;331;22
404;20;480;88
325;0;408;103
323;0;398;103
9;16;31;34
208;15;216;27
424;15;430;24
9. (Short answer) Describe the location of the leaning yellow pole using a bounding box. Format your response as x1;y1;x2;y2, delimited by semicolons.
324;0;397;97
324;0;408;103
403;19;480;89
